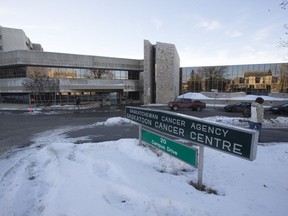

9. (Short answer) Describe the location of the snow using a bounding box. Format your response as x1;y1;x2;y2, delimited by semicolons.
178;92;288;101
0;116;288;216
178;92;212;100
203;116;288;128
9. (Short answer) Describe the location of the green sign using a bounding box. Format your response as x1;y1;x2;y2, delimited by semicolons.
126;106;258;160
142;129;198;167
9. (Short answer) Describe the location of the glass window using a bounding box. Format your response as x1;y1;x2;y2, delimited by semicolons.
0;66;27;78
258;64;266;72
180;63;288;94
255;77;260;83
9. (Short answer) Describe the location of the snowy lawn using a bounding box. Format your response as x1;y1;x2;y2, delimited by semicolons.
0;117;287;216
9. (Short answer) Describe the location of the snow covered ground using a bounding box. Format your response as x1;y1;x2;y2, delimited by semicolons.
0;116;287;216
178;92;288;101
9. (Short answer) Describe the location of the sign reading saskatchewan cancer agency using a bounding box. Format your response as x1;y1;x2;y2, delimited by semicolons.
142;129;198;167
126;106;258;161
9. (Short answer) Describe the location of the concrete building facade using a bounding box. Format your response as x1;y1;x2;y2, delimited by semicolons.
0;26;43;52
0;26;180;105
0;49;144;105
143;40;180;104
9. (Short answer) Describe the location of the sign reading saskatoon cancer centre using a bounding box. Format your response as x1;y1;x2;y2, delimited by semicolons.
126;106;258;161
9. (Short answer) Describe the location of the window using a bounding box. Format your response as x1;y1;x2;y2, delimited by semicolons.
239;77;245;83
0;66;26;78
255;77;260;83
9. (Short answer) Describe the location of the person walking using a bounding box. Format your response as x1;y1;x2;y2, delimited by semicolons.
248;97;264;140
76;97;81;110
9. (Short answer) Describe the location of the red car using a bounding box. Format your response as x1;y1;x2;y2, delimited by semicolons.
168;98;206;111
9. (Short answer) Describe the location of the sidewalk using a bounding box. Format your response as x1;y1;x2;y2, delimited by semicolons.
0;103;31;110
0;103;137;113
0;103;103;112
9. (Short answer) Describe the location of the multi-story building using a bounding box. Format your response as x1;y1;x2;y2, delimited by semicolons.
0;26;287;105
0;26;181;105
0;26;43;52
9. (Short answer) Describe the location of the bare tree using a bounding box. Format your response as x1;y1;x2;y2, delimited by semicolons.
198;66;228;91
22;75;59;106
280;1;288;49
279;63;288;92
186;69;204;92
90;69;114;79
280;24;288;48
280;0;288;9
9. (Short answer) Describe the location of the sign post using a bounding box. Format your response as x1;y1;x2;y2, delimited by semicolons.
126;106;258;161
138;124;142;146
197;146;204;188
126;106;258;188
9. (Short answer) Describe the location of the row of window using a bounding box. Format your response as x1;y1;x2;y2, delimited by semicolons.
181;63;288;93
1;63;288;94
0;67;26;78
0;66;141;80
0;91;140;104
181;63;287;82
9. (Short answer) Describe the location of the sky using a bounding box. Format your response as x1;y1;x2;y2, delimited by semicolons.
1;0;288;66
0;116;287;216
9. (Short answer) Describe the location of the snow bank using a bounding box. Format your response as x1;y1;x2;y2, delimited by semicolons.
0;117;287;216
178;92;288;101
177;92;211;99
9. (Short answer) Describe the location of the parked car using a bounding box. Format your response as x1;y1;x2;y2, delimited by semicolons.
269;102;288;115
168;98;206;111
224;102;251;117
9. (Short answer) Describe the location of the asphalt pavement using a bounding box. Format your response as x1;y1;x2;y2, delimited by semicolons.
0;105;288;156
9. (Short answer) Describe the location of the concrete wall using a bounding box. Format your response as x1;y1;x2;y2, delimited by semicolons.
0;78;28;92
32;43;43;51
155;42;180;104
0;27;33;51
0;27;2;51
143;40;154;104
143;40;180;105
0;50;143;71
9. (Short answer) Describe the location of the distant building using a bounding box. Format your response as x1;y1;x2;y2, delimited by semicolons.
180;64;288;95
0;26;43;52
0;26;287;105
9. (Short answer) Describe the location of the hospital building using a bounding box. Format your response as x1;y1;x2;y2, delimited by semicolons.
0;26;287;105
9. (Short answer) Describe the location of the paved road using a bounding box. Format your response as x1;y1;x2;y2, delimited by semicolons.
0;105;287;155
0;107;133;154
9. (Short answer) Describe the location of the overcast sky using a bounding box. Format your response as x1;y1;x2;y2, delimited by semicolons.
1;0;287;66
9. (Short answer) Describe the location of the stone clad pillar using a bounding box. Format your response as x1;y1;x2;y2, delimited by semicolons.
143;40;180;105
